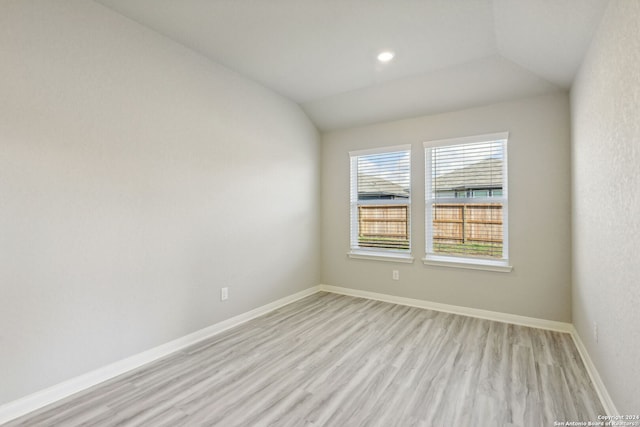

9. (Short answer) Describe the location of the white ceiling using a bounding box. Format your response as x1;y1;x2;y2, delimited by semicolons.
95;0;608;131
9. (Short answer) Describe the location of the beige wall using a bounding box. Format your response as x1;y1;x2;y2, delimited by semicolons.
321;92;572;322
0;0;320;404
571;1;640;413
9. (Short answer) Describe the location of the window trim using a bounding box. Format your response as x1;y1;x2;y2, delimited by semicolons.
423;132;512;272
349;249;415;263
348;144;413;262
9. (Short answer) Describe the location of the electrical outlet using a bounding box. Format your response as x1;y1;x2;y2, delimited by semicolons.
594;321;598;343
221;287;229;301
392;270;399;280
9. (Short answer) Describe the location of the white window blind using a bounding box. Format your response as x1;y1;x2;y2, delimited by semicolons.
425;133;508;263
350;145;411;254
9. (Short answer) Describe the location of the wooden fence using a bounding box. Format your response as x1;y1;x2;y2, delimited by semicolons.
357;203;503;254
432;203;503;244
358;205;409;249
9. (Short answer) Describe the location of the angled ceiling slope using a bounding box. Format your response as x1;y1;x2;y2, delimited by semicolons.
96;0;608;131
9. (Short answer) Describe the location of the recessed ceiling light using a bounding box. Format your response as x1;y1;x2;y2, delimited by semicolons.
377;51;395;63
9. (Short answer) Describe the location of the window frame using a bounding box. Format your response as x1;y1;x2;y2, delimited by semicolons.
348;144;414;263
423;133;512;272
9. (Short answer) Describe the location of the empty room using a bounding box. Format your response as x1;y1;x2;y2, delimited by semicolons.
1;0;638;426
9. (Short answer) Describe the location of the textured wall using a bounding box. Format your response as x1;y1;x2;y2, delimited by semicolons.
0;0;319;404
321;92;572;322
571;0;640;414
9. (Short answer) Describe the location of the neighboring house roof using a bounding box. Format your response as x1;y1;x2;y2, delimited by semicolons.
358;173;409;199
357;158;501;198
434;158;502;191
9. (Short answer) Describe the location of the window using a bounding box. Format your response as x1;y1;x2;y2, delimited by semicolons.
349;145;413;262
424;133;511;272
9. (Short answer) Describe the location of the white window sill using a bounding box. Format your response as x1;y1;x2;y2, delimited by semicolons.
422;255;512;272
348;250;414;264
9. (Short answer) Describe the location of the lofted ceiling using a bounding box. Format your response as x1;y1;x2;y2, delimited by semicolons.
95;0;609;131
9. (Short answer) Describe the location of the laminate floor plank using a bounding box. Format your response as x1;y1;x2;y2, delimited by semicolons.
510;344;543;427
4;292;605;427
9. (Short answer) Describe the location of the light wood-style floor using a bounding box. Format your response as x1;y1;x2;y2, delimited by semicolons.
5;292;604;427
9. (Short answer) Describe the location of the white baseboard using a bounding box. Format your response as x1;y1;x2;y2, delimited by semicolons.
2;283;617;423
569;326;619;416
0;285;321;425
319;284;572;332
